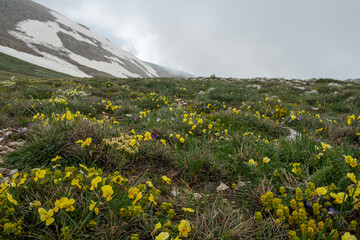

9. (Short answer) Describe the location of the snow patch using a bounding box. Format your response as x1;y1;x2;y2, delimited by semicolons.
0;45;91;77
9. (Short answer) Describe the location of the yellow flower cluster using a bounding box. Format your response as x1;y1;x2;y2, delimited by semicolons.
259;174;360;239
103;133;143;154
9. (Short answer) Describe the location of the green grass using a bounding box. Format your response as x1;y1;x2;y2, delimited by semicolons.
0;71;359;239
0;52;72;79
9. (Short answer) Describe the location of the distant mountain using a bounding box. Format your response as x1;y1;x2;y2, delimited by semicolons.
143;61;194;78
0;0;189;78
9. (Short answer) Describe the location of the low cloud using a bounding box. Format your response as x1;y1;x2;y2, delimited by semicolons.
33;0;360;79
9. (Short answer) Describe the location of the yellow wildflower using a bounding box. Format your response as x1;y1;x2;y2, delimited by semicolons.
149;194;157;205
162;176;171;185
160;139;166;146
262;157;271;163
33;169;46;182
84;138;92;146
178;220;191;237
146;181;154;188
101;185;114;201
38;208;55;226
341;232;356;240
154;222;161;233
347;173;357;183
330;192;348;204
51;156;62;162
315;187;327;196
6;193;18;205
132;192;143;205
181;207;195;213
248;159;257;166
179;137;185;143
155;232;169;240
128;186;140;199
144;132;153;141
90;176;102;191
71;178;82;189
89;200;99;215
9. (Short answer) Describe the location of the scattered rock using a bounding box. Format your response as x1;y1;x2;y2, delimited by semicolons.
216;182;229;192
194;193;201;200
171;187;180;197
210;74;217;79
9;169;18;176
236;181;247;188
125;114;133;117
252;84;261;90
328;83;343;88
207;87;215;94
304;90;318;95
284;127;298;141
347;96;356;102
197;90;206;95
9;141;25;148
294;86;306;90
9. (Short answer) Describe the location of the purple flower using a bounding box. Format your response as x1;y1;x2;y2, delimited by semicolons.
151;134;155;140
271;111;274;114
328;208;338;215
134;116;138;121
313;195;319;202
297;116;302;120
317;139;322;142
288;119;292;123
306;200;313;207
157;117;161;122
170;117;174;121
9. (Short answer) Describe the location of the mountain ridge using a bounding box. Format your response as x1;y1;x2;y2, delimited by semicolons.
0;0;191;78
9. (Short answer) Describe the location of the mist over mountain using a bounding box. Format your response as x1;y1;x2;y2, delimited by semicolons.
0;0;190;78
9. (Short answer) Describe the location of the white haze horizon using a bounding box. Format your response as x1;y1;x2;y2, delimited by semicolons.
32;0;360;80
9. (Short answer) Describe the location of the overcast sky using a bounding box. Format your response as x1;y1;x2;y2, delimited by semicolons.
33;0;360;79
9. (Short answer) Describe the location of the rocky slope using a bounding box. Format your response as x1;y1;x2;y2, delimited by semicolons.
0;0;163;78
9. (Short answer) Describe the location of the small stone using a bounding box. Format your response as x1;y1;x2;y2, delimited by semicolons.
0;145;10;151
198;90;205;95
304;90;318;95
8;141;25;148
328;83;343;88
216;182;229;192
294;86;306;90
125;114;133;117
207;87;215;94
10;169;18;176
236;181;247;187
347;96;356;102
252;84;261;90
194;193;201;200
171;187;180;197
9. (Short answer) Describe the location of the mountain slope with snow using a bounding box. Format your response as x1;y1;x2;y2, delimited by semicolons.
0;0;162;78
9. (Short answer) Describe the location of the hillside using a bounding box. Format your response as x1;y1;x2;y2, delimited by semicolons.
0;73;359;239
0;52;72;79
0;0;165;78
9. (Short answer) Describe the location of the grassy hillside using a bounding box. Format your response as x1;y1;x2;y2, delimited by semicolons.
0;74;359;239
0;52;72;79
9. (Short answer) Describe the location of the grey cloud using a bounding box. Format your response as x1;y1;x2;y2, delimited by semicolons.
33;0;360;79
